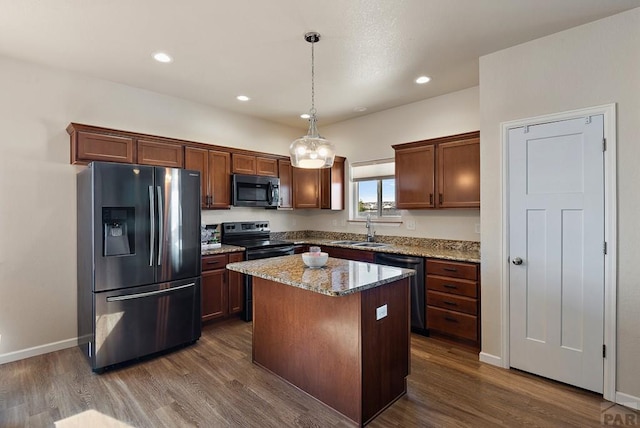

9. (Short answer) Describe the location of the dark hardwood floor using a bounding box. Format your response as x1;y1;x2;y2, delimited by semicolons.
0;318;634;427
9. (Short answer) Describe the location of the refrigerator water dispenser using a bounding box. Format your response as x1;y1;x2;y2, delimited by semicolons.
102;207;135;256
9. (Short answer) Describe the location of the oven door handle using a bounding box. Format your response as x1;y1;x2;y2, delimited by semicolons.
247;245;295;260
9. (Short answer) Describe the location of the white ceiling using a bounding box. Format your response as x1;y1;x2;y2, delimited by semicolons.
1;1;638;130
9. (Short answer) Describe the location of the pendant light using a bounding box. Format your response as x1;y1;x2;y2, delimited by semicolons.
289;32;335;169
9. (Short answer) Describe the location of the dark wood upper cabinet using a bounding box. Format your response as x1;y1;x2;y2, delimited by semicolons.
184;147;231;209
293;156;345;210
278;159;293;209
184;147;210;208
256;157;278;177
137;139;184;168
232;153;257;175
393;131;479;209
320;157;345;210
70;128;134;165
437;138;480;208
208;150;231;209
395;145;435;209
292;167;320;208
232;154;278;177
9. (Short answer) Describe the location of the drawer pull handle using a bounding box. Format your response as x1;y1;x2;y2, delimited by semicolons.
443;301;458;306
206;261;221;264
443;267;458;272
443;284;458;289
444;317;458;323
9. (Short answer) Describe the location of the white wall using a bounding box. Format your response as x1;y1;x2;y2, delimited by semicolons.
0;56;300;360
309;87;481;241
479;8;640;398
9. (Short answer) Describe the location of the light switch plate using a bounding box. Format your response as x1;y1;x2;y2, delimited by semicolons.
376;304;388;320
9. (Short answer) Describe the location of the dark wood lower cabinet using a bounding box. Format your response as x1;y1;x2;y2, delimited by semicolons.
426;258;480;348
201;252;244;322
253;276;410;426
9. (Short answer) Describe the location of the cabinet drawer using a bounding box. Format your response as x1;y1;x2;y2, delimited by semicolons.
427;259;477;280
427;275;477;298
426;291;477;315
427;306;477;341
202;254;228;271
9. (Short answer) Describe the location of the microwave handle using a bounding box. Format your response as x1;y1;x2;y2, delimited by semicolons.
267;182;274;205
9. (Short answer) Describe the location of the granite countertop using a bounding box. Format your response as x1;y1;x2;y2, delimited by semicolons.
291;239;480;263
202;244;245;256
227;254;415;297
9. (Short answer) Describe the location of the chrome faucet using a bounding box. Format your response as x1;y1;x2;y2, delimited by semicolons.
366;214;375;242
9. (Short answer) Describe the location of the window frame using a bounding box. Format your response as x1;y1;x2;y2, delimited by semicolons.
351;159;399;220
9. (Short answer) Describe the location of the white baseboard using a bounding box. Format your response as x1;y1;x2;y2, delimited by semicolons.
479;351;504;367
0;337;77;365
616;392;640;410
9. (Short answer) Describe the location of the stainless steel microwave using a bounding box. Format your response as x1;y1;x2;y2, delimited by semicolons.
232;174;280;208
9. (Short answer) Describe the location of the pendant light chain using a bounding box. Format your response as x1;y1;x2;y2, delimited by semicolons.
310;39;316;116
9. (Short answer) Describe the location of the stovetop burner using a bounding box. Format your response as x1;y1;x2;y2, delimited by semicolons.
220;221;293;249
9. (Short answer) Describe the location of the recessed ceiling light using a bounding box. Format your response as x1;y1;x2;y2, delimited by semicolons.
237;95;250;101
415;75;431;84
354;107;367;112
153;52;173;63
300;113;311;119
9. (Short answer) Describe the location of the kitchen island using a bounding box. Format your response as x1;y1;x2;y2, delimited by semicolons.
226;254;415;427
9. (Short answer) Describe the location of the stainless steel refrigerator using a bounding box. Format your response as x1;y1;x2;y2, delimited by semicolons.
77;161;202;372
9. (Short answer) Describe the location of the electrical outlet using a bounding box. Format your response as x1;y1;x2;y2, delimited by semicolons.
376;304;388;320
475;223;481;234
332;219;338;227
406;220;416;230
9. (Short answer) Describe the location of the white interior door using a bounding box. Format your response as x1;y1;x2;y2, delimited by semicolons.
508;115;604;393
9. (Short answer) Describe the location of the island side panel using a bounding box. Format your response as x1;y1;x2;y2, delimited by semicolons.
360;278;411;424
252;277;363;424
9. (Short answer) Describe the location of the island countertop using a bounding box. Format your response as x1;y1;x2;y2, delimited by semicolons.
226;254;415;297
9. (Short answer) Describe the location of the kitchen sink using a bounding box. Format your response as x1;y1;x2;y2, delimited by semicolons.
329;240;362;245
351;242;389;248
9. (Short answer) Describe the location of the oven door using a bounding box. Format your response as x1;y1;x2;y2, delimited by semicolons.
244;245;295;321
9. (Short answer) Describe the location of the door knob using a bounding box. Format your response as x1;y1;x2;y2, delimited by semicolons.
512;257;523;265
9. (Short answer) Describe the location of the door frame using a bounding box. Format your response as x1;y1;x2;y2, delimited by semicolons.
499;103;617;401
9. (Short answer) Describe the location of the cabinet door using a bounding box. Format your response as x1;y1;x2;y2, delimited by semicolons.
185;147;210;208
231;153;256;175
256;157;278;177
74;131;134;164
201;269;227;321
227;252;244;315
395;145;435;209
292;168;320;208
278;159;293;208
321;157;345;210
437;138;480;208
137;139;184;168
209;150;231;208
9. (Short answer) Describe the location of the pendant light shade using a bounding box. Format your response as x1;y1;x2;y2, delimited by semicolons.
289;32;335;169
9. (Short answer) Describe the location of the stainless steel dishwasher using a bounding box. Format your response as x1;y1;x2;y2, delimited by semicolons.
374;252;427;335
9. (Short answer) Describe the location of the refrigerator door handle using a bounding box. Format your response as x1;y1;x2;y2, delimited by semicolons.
148;185;155;267
157;185;163;265
106;282;196;302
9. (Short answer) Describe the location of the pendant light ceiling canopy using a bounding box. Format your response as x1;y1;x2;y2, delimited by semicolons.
289;32;335;169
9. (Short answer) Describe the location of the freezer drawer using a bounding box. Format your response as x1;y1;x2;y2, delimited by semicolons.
90;278;201;371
